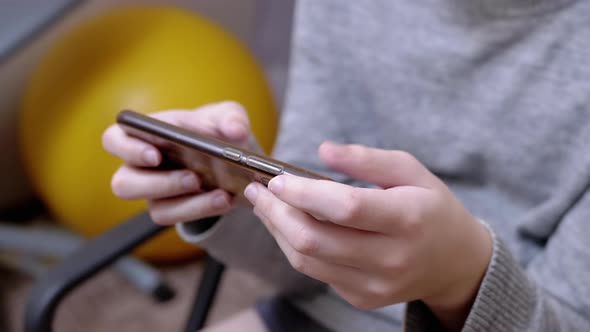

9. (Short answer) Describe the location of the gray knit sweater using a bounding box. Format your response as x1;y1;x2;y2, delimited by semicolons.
178;1;590;331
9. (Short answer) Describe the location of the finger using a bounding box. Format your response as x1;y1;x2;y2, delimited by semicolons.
148;189;233;225
266;175;422;232
319;142;435;189
249;196;372;289
104;102;250;166
102;125;161;167
111;165;201;200
272;231;372;291
151;101;251;143
245;182;390;267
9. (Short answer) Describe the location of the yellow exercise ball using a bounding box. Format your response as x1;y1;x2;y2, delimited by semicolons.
20;6;278;263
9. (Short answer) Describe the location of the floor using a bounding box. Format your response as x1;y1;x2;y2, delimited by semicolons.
0;258;274;332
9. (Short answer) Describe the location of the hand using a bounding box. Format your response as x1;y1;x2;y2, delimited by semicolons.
102;101;252;225
244;142;492;331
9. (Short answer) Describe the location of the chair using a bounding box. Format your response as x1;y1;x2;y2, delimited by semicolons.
23;212;225;332
4;2;295;330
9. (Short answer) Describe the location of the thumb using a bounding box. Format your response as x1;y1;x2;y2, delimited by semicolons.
318;142;435;189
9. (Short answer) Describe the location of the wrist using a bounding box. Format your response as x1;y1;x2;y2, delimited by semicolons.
423;217;493;331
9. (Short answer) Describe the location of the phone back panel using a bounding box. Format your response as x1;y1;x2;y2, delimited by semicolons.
116;110;330;204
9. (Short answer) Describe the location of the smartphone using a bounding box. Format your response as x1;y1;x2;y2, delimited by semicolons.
116;110;330;204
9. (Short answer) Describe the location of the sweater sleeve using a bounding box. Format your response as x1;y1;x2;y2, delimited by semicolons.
405;189;590;331
177;206;325;295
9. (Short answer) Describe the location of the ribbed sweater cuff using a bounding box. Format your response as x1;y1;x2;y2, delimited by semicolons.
405;229;535;331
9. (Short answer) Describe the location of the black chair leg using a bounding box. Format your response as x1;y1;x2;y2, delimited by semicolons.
24;211;165;332
24;212;227;332
184;255;225;332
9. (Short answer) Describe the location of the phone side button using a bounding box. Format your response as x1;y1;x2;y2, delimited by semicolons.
222;148;242;161
246;156;283;175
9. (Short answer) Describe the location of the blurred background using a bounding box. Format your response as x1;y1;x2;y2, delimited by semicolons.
0;0;294;331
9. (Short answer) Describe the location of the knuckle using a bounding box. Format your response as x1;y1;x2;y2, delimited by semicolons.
393;150;418;165
399;206;425;238
147;202;170;225
219;100;247;116
346;144;371;164
110;170;129;198
252;204;263;218
383;252;411;274
382;254;401;272
375;277;404;300
289;253;307;274
170;171;192;193
351;144;370;158
395;149;413;160
292;226;319;255
366;280;389;298
255;196;273;217
338;188;363;223
253;203;274;230
346;295;379;311
263;196;290;220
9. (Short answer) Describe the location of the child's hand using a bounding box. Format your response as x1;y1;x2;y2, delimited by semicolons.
244;142;492;331
102;101;251;224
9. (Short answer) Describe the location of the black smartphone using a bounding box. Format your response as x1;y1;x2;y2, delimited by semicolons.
116;110;330;203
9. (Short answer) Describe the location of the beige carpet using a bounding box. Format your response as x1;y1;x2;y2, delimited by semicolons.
0;259;274;332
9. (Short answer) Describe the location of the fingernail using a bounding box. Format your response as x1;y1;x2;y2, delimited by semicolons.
213;193;229;209
244;183;258;202
143;149;159;166
181;173;199;190
268;176;284;195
